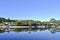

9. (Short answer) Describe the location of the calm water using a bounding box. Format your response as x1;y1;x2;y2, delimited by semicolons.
0;28;60;40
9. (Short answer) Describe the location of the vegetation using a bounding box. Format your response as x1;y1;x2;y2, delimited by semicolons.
0;17;60;26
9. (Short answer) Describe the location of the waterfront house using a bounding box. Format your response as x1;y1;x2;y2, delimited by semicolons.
49;23;57;28
5;22;14;26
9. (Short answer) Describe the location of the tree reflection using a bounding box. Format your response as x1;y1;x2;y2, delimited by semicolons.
13;27;60;34
0;27;60;34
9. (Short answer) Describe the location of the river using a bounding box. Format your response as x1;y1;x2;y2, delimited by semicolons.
0;28;60;40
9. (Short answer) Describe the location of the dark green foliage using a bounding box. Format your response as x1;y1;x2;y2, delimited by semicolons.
0;17;60;26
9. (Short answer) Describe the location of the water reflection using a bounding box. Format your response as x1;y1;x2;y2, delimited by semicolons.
0;27;60;34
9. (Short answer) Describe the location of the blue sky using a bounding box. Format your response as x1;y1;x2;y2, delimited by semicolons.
0;0;60;21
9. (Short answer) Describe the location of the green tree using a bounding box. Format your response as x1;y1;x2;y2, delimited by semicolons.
50;18;56;23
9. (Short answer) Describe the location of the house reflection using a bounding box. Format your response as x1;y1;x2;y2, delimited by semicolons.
13;27;60;34
0;26;60;34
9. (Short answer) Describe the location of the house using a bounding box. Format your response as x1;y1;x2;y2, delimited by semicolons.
49;23;57;28
5;22;14;26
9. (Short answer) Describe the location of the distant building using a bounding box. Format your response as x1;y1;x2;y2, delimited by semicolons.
49;23;57;28
5;22;14;26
